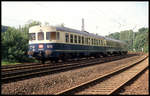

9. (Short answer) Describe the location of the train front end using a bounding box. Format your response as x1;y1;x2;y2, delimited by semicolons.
27;25;59;63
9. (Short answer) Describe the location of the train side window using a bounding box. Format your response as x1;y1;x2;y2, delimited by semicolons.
65;33;69;43
85;37;88;44
78;36;81;44
82;36;84;44
46;32;50;40
38;32;44;40
70;34;73;43
102;40;104;46
29;33;36;40
104;40;107;46
56;32;59;40
101;40;103;46
94;39;96;45
88;38;91;45
96;39;98;46
74;35;77;43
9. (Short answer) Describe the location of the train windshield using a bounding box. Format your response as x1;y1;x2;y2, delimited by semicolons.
38;32;44;40
29;33;36;40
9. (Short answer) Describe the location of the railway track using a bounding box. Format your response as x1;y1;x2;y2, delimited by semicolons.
2;53;139;71
1;54;138;84
54;55;148;95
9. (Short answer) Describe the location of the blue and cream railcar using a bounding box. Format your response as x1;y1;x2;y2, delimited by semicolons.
28;25;127;63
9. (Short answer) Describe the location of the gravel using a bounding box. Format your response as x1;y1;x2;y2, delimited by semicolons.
118;66;149;95
2;54;147;95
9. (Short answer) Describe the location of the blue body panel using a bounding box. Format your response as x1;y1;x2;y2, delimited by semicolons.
28;43;107;58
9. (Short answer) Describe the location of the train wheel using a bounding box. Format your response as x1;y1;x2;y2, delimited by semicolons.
42;59;45;64
54;59;58;63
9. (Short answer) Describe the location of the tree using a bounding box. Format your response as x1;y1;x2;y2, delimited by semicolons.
44;22;50;26
133;27;148;52
2;20;42;62
119;30;134;51
106;32;120;40
2;27;27;61
105;27;148;53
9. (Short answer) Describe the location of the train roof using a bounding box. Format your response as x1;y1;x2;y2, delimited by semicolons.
104;37;126;44
56;26;126;44
29;25;105;39
29;25;126;44
55;26;105;39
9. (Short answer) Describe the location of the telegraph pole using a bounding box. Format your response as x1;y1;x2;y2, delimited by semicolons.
81;18;85;32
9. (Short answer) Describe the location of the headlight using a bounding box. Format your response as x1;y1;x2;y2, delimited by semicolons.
47;45;53;48
32;46;35;48
30;45;35;49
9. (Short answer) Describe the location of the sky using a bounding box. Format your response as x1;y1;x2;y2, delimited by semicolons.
2;1;149;36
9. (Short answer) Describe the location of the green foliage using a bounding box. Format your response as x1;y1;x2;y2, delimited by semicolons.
106;32;120;40
106;27;149;53
133;27;148;53
2;20;42;63
2;27;28;62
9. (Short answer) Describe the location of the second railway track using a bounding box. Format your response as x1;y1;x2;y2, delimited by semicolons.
54;54;148;95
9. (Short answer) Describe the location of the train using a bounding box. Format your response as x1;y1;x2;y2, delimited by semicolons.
28;25;128;63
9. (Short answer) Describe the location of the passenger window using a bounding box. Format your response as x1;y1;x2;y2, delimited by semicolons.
85;38;88;44
82;36;84;44
38;32;44;40
65;33;69;43
56;32;59;40
29;33;36;40
88;38;90;45
94;39;96;45
102;40;104;46
96;39;98;45
74;35;77;43
46;32;50;40
100;40;102;46
78;36;81;44
70;34;73;43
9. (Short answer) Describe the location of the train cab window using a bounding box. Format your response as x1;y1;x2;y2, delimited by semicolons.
82;36;84;44
78;36;81;44
46;32;50;40
65;33;69;43
29;33;36;40
74;35;77;43
50;32;56;40
38;32;44;40
70;34;73;43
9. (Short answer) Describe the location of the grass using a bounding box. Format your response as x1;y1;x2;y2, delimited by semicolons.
2;60;22;66
1;58;39;66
